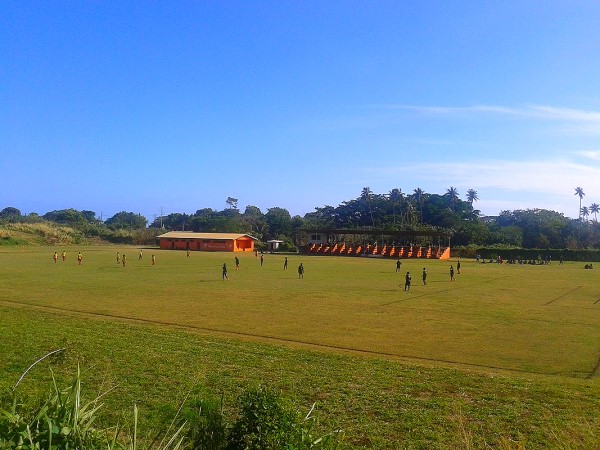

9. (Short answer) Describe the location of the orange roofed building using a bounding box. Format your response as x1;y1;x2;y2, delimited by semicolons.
157;231;257;252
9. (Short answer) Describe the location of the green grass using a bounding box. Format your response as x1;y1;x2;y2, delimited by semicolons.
1;246;599;448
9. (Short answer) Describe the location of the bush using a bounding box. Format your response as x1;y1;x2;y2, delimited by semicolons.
278;238;298;253
1;364;343;450
227;386;299;449
226;385;342;450
181;392;227;449
473;247;600;262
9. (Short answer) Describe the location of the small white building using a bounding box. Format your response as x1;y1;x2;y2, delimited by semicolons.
266;239;284;252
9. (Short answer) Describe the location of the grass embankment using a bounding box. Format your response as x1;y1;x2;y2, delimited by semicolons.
1;247;599;447
0;223;159;247
0;223;86;246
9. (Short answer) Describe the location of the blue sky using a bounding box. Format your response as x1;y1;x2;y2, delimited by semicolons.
3;1;600;222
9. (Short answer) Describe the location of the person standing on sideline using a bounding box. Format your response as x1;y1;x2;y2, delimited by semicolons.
450;265;455;281
77;252;83;265
151;254;156;265
404;272;411;291
457;258;461;274
284;256;288;270
298;263;304;279
422;267;427;285
53;252;58;264
235;256;240;270
396;259;402;273
222;263;228;280
260;254;264;266
61;251;66;262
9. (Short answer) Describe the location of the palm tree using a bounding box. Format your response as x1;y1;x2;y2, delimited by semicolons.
446;187;459;211
413;188;424;224
405;201;417;225
575;187;585;219
589;203;600;222
590;203;600;222
361;187;375;227
388;188;403;224
581;206;590;222
466;189;479;206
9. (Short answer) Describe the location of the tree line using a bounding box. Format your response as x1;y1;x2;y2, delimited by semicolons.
1;186;599;249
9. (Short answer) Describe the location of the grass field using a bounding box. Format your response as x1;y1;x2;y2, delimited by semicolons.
1;246;599;448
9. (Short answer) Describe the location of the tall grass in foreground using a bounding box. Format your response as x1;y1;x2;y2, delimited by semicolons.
0;366;112;449
3;364;595;449
0;363;343;449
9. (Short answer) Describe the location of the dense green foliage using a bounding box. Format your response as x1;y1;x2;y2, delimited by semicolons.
2;186;600;249
104;211;148;230
468;247;600;262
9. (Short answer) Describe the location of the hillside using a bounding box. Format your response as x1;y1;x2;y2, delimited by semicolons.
0;223;90;246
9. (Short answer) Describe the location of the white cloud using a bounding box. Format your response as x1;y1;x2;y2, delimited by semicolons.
527;105;600;123
350;103;600;216
407;159;598;195
365;103;600;137
576;150;600;161
378;104;600;124
368;158;600;218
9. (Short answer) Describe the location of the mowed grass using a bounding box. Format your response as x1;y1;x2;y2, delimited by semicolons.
1;246;600;448
1;246;599;377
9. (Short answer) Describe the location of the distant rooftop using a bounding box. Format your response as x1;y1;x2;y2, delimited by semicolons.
157;231;257;240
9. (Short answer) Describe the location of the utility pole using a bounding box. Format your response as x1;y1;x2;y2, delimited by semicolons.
160;206;164;229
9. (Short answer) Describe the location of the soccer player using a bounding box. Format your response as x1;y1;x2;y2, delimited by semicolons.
53;252;58;264
404;272;411;291
298;263;304;279
235;256;240;270
222;263;228;280
77;252;83;265
422;268;427;285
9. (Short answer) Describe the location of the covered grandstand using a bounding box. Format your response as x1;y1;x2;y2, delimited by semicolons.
298;228;452;260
